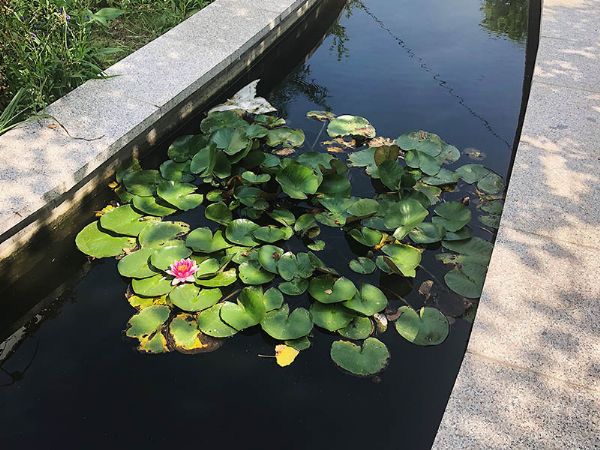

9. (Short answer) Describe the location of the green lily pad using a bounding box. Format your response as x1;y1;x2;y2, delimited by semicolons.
225;219;260;246
212;127;251;155
168;135;206;162
186;228;232;253
132;195;178;217
169;284;222;312
285;336;311;351
266;127;305;147
338;317;374;340
137;332;169;354
373;145;400;166
234;186;267;209
378;160;405;191
75;221;136;258
422;168;460;186
278;279;309;296
307;240;325;251
157;181;204;211
203;203;231;226
201;110;247;134
348;227;383;247
441;237;493;264
343;284;388;316
327;115;376;139
126;304;171;339
118;248;157;278
395;131;443;156
381;244;422;277
277;252;298;281
383;198;429;237
405;150;442;176
239;261;275;285
330;338;390;376
444;227;473;241
455;164;490;184
195;268;237;287
445;263;488;298
349;257;376;274
309;275;357;304
190;143;217;176
168;313;218;354
257;244;284;273
346;199;379;218
159;160;195;182
198;303;238;338
220;287;266;330
268;209;295;226
100;205;157;236
394;306;449;346
123;169;160;196
253;226;287;243
477;171;504;194
480;214;501;228
149;244;192;270
241;171;271;184
138;222;189;248
310;302;355;331
275;161;320;199
264;287;284;311
132;274;173;297
409;222;446;244
261;304;313;340
433;201;472;232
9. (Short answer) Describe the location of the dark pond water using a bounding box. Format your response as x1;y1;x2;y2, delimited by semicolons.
0;0;533;448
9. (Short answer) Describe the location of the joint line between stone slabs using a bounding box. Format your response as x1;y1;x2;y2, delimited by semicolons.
499;225;600;252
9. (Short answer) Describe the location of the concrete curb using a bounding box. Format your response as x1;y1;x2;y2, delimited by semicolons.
433;0;600;447
0;0;316;261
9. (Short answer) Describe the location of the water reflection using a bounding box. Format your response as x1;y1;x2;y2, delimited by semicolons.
481;0;528;43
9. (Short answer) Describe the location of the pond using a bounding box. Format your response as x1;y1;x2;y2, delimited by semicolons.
0;0;533;448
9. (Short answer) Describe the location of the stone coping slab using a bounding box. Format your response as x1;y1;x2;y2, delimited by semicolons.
0;0;314;258
433;0;600;447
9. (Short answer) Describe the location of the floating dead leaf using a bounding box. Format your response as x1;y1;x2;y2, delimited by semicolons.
461;196;470;206
418;280;433;300
373;313;388;334
464;148;486;160
108;181;119;189
275;344;300;367
385;307;402;321
322;138;355;149
327;146;344;153
368;137;395;147
94;204;116;217
274;148;295;156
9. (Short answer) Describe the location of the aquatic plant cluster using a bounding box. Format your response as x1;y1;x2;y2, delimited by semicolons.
75;84;504;376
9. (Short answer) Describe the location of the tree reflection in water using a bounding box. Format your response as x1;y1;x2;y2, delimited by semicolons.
481;0;528;43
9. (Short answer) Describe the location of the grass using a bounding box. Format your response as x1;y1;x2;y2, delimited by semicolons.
0;0;212;134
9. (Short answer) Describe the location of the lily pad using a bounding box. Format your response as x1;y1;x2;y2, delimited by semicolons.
409;222;446;244
257;244;284;273
253;226;287;243
132;274;173;297
168;313;219;354
198;303;238;338
349;257;376;274
117;248;157;279
220;287;266;330
264;287;284;311
268;209;295;226
455;164;490;184
330;338;390;376
123;169;160;196
433;202;472;232
310;302;355;331
277;252;298;281
239;261;275;285
380;244;422;277
159;160;194;182
394;306;449;346
309;275;357;304
205;202;232;227
278;279;309;296
275;161;320;199
349;227;383;247
261;304;313;340
338;317;374;340
378;160;405;191
327;115;376;139
195;268;237;287
395;131;443;156
149;244;192;270
225;219;260;247
168;135;206;162
347;199;379;218
477;171;504;194
343;284;388;316
266;127;305;147
169;284;222;312
100;205;156;236
76;221;136;258
157;181;203;211
139;222;189;248
383;198;429;238
241;171;271;184
441;237;493;264
186;228;232;253
445;263;488;298
132;195;178;217
126;304;171;339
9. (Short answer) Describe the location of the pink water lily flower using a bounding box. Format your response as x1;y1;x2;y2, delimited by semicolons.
166;258;198;285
